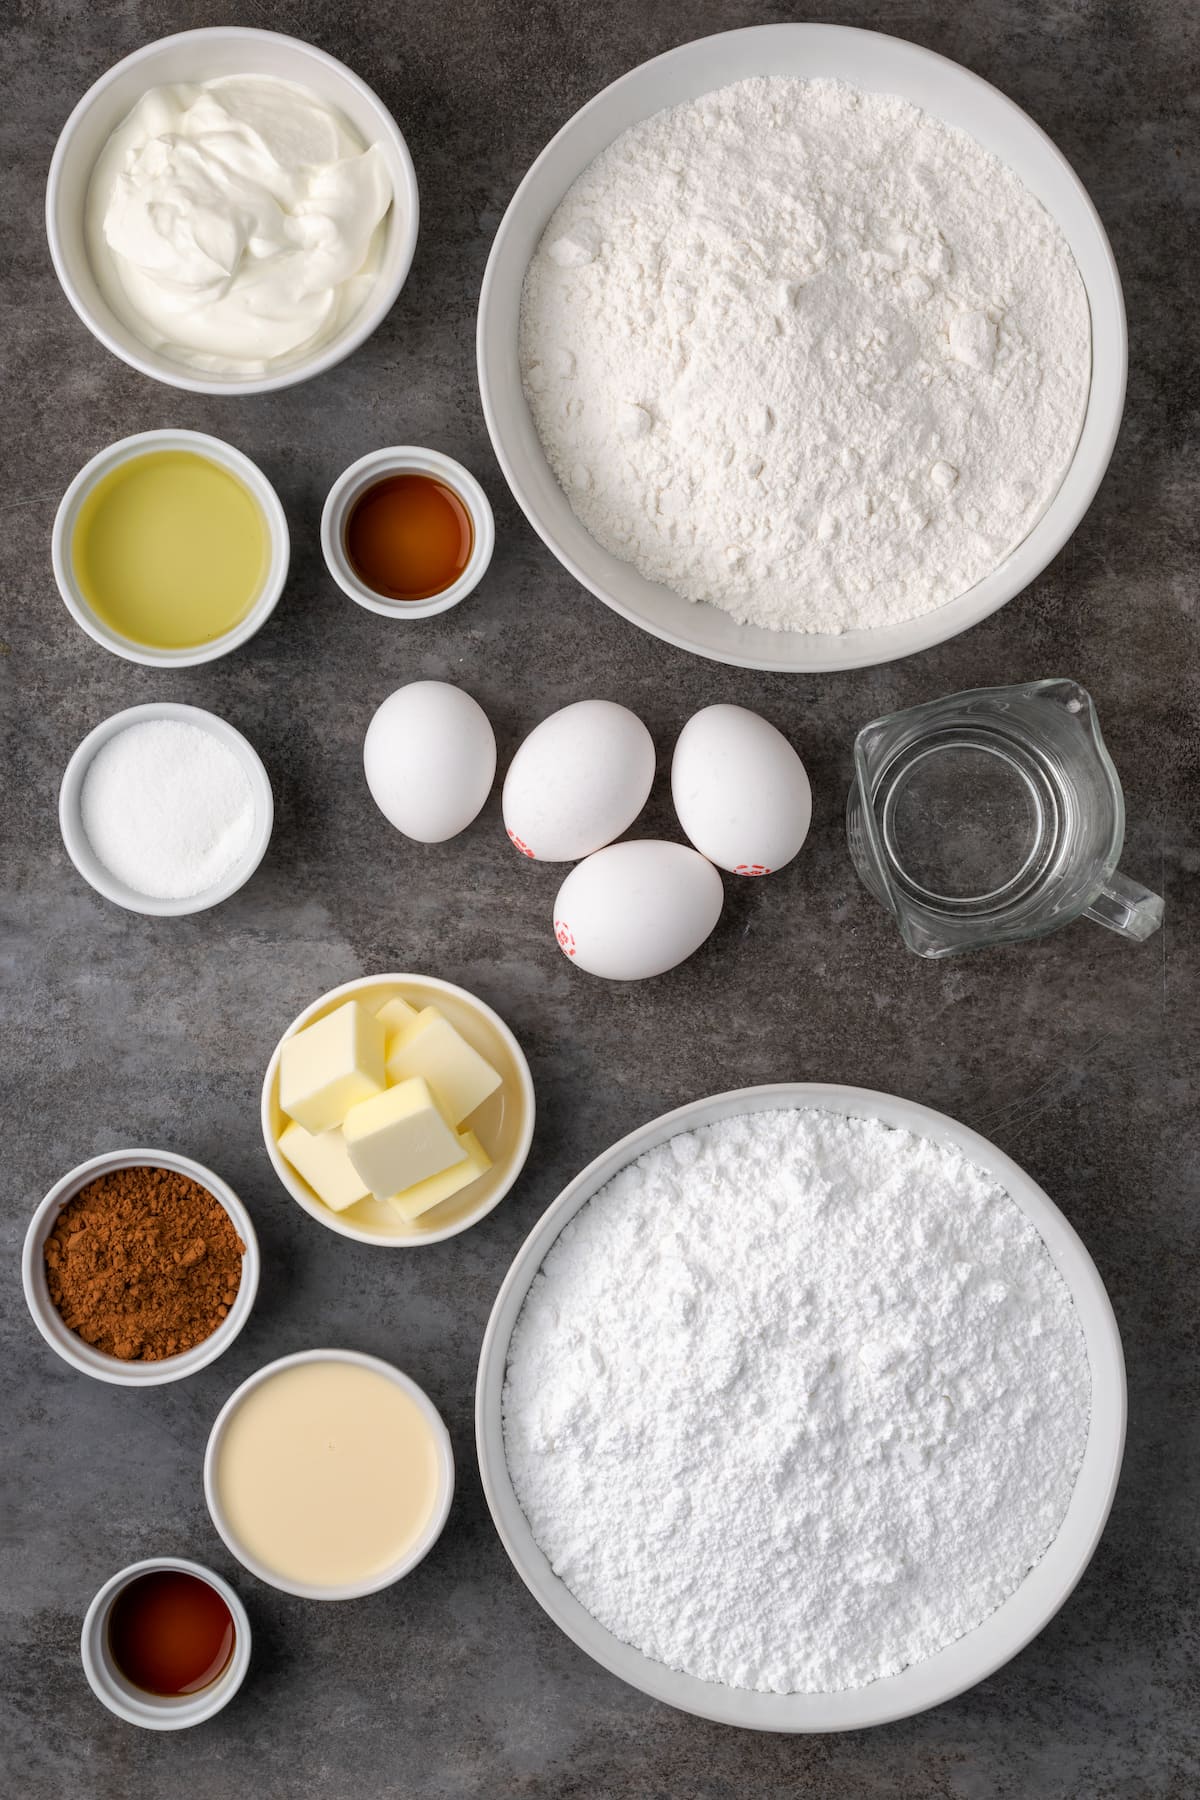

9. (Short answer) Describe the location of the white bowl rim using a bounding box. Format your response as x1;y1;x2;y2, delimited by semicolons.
203;1347;456;1599
261;973;536;1246
23;1148;261;1387
58;700;274;917
477;22;1127;672
320;446;496;618
475;1081;1127;1732
51;428;290;668
81;1556;252;1730
46;25;419;396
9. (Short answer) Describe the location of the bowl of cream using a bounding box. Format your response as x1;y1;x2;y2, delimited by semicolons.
46;27;418;393
205;1350;455;1600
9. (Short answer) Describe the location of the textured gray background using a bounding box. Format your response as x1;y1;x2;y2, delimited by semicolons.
2;1;1196;1795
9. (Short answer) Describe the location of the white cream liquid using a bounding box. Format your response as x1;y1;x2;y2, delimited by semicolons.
215;1360;441;1588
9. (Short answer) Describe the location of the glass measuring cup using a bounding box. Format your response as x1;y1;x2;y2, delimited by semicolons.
846;680;1163;958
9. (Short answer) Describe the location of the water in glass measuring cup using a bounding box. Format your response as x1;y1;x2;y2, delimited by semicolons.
846;680;1163;958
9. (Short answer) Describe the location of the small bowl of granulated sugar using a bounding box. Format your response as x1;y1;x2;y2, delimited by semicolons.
23;1149;260;1386
58;701;273;917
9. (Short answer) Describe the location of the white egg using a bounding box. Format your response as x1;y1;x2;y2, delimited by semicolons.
552;840;724;980
503;700;655;861
363;682;496;843
671;704;812;876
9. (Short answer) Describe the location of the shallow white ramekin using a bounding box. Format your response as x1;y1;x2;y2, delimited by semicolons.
46;27;419;395
58;701;274;918
23;1148;260;1387
204;1349;456;1600
52;429;289;668
321;447;496;618
81;1557;252;1729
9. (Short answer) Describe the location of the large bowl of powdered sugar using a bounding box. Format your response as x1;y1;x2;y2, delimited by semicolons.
476;1083;1125;1730
477;25;1125;671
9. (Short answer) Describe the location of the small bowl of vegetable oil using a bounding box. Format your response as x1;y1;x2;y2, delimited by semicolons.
52;428;289;667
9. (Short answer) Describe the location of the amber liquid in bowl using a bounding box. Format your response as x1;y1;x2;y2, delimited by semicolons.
345;472;474;600
107;1568;235;1696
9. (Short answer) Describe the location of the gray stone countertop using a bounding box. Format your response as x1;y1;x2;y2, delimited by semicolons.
2;0;1196;1795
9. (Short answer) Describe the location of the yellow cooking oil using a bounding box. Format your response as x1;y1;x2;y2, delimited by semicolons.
71;450;269;650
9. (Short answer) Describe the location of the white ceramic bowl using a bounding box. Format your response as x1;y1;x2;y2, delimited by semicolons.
52;429;290;667
81;1557;252;1730
477;24;1126;672
59;701;274;917
46;26;419;395
261;974;535;1246
476;1082;1126;1731
321;447;496;618
23;1149;260;1387
204;1349;455;1600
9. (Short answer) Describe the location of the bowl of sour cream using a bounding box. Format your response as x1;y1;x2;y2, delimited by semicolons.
46;27;419;394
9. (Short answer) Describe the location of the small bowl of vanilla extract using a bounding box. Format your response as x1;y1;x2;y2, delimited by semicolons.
321;445;495;619
81;1558;251;1730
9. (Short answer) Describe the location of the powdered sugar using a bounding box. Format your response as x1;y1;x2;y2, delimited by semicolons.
503;1108;1090;1694
520;78;1091;634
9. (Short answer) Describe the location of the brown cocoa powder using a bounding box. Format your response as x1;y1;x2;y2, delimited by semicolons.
43;1165;245;1361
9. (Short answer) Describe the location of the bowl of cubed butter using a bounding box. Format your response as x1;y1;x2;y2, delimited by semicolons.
261;974;535;1245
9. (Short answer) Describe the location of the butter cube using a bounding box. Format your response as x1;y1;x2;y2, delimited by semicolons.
279;1001;385;1134
278;1122;370;1213
385;1006;502;1125
343;1076;467;1201
377;995;419;1041
388;1130;493;1224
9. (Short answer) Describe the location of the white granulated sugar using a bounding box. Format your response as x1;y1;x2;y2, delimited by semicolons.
81;720;256;900
503;1109;1090;1694
520;78;1092;634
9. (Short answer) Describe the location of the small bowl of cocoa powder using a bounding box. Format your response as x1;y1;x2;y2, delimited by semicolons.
22;1150;259;1386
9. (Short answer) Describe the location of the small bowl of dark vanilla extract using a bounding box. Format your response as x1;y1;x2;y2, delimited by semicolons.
81;1558;251;1729
321;446;495;620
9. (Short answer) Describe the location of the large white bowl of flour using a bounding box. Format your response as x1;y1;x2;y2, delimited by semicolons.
476;1084;1125;1730
477;26;1125;671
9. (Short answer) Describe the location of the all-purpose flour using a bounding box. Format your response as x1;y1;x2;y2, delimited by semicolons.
520;78;1092;634
503;1110;1091;1694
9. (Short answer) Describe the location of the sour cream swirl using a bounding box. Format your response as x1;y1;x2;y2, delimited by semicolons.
86;75;393;373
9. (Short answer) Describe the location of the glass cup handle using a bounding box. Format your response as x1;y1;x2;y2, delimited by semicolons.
1084;870;1164;942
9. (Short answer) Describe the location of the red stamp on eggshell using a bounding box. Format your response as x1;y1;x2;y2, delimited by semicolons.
555;920;576;957
508;828;536;858
735;863;771;876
